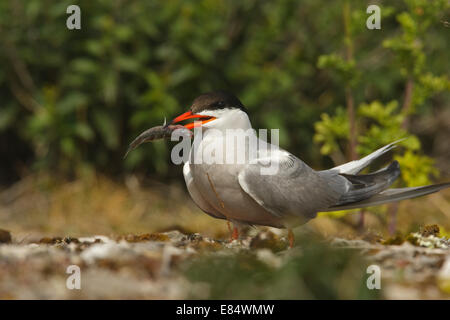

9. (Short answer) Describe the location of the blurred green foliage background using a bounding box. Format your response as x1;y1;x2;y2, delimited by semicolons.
0;0;448;187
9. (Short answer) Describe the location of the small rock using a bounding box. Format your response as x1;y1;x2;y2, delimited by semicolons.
420;224;440;237
63;237;80;244
407;232;449;249
187;233;203;242
0;229;12;243
250;230;287;252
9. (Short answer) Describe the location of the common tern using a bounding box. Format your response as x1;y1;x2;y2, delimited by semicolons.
128;91;450;246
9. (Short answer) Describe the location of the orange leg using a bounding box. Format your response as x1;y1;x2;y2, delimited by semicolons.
227;221;239;242
288;229;295;248
227;221;233;235
232;226;239;241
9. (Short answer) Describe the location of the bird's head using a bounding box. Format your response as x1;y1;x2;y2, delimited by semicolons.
169;91;248;130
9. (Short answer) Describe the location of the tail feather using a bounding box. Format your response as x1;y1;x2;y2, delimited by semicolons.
323;139;450;212
324;182;450;211
337;161;401;205
331;139;404;175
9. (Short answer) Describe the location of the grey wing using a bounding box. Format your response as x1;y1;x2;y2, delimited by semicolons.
183;162;226;220
238;152;349;220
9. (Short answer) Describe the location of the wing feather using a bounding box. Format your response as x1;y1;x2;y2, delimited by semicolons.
238;151;348;221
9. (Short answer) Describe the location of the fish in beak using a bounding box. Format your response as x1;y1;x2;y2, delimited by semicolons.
124;123;191;159
124;109;216;158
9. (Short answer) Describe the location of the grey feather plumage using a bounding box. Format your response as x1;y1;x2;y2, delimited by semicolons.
323;182;450;211
238;154;349;223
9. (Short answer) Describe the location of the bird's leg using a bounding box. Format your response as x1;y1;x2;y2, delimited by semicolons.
226;221;234;241
232;226;239;241
227;221;232;233
288;229;295;248
227;220;246;242
226;221;240;242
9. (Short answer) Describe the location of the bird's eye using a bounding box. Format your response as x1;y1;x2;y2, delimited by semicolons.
216;101;225;107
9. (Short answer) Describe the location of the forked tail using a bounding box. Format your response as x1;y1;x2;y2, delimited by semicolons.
324;181;450;211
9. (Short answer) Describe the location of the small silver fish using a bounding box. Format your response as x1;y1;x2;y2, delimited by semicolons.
124;124;191;159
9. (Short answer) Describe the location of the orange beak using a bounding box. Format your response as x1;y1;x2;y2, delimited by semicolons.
170;111;216;129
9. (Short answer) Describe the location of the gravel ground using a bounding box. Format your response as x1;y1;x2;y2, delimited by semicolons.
0;228;449;299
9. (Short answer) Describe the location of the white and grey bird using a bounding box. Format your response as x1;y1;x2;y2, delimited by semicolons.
128;91;450;245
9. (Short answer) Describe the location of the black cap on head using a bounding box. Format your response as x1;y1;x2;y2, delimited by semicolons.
190;91;247;114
